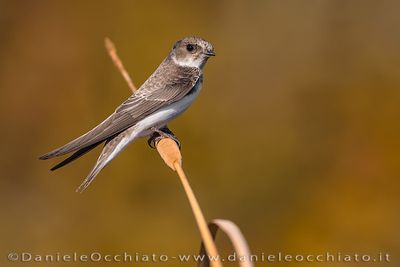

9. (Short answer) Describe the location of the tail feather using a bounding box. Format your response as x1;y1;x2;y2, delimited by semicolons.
76;127;138;193
50;141;104;171
38;114;119;160
39;131;104;160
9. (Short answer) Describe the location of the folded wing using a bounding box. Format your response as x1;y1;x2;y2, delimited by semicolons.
39;64;200;160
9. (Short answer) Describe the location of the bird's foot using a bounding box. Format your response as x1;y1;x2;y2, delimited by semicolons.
148;126;181;149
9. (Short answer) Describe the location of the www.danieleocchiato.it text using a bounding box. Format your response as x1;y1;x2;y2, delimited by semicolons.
7;251;391;263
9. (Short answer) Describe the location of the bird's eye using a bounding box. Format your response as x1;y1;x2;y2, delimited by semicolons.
186;44;194;52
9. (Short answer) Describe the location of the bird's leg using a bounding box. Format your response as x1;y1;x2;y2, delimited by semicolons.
148;126;181;149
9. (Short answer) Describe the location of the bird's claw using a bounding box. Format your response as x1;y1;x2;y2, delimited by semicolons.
147;126;181;149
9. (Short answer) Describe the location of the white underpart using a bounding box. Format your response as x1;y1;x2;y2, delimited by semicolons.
173;55;204;68
107;79;203;160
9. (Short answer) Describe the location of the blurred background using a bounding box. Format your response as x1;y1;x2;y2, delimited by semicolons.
1;0;399;266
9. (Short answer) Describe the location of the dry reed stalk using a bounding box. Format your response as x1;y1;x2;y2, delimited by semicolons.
104;37;137;92
156;140;254;267
198;219;253;267
156;139;222;267
104;38;253;267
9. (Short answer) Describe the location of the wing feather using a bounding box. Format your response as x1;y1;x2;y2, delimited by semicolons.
39;63;201;160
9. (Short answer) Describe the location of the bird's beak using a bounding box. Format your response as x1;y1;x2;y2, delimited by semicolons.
204;51;216;57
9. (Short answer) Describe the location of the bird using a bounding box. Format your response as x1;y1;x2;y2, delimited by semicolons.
39;36;215;192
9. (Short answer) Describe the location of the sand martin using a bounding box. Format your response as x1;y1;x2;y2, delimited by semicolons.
39;36;215;192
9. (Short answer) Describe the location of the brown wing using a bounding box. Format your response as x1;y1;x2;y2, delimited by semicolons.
39;63;201;160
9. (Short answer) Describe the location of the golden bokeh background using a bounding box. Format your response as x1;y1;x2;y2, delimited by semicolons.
1;1;399;266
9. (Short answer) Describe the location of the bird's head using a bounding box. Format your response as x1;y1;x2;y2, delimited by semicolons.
170;37;215;69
